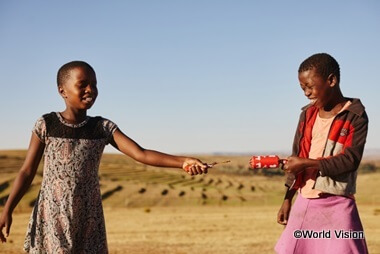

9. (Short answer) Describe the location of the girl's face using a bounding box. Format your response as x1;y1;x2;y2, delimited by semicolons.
298;68;336;109
59;67;98;110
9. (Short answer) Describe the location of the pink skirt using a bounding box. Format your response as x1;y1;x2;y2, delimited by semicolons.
275;194;368;254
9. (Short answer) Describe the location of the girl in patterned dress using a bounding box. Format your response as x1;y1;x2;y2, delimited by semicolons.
0;61;208;253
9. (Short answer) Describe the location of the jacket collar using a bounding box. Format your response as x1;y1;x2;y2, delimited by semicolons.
301;98;365;117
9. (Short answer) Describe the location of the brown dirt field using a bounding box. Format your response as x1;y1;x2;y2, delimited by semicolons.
1;150;380;253
1;205;380;254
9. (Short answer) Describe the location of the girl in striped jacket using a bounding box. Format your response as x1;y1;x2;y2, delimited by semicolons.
275;53;368;254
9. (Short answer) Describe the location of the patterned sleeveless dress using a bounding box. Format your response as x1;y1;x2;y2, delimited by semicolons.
24;112;117;253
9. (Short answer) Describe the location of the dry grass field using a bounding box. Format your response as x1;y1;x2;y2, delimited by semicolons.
1;150;380;253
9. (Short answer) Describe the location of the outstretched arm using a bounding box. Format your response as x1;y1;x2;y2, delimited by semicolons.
110;129;208;175
0;133;45;242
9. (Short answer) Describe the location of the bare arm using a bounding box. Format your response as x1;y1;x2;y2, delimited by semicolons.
0;133;45;242
110;129;207;174
277;156;317;225
277;187;297;225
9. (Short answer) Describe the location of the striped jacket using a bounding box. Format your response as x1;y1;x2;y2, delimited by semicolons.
285;98;369;196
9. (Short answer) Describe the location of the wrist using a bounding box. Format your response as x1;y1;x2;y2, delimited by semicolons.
2;206;12;215
303;158;319;170
284;188;296;201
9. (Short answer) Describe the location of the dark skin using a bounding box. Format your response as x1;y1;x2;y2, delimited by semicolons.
277;68;348;225
0;66;208;242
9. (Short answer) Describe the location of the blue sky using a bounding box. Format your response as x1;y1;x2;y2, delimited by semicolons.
0;1;379;154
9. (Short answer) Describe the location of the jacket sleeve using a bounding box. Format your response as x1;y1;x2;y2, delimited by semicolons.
319;112;368;176
291;114;303;157
285;112;303;187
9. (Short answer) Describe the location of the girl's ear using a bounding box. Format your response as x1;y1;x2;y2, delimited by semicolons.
327;73;337;88
58;85;67;98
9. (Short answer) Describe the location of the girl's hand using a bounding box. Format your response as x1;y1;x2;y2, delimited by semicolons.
0;211;12;243
282;156;320;175
282;156;307;175
277;199;291;225
183;158;208;175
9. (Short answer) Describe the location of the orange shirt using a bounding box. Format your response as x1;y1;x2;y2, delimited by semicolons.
300;101;352;198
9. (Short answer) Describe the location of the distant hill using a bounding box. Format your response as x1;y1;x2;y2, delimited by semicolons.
363;148;380;160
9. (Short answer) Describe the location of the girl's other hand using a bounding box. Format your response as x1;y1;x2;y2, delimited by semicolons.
183;158;208;175
277;199;291;225
0;212;12;243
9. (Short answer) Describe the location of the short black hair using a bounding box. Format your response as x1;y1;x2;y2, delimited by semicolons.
57;61;95;86
298;53;340;84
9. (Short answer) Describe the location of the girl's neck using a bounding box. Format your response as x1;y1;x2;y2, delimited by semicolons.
320;95;347;118
60;109;87;124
